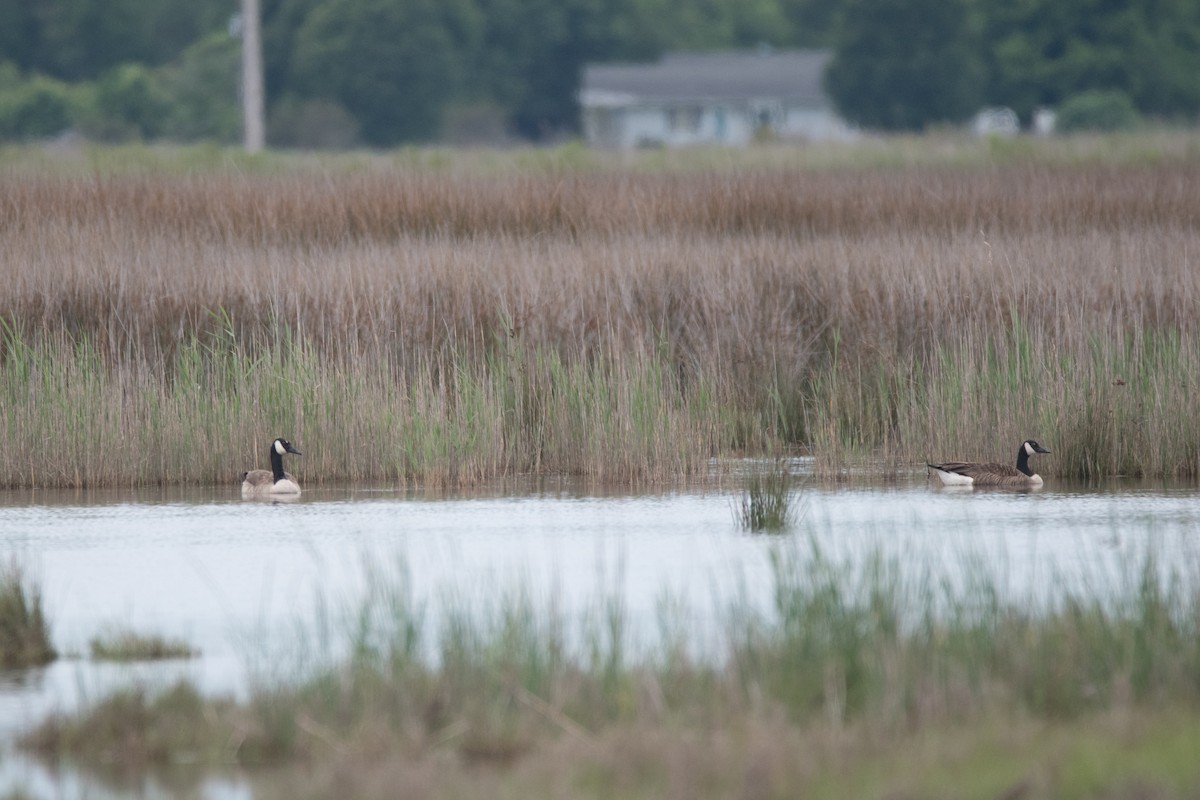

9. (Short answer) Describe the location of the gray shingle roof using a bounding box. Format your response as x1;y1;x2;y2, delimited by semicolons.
581;49;832;106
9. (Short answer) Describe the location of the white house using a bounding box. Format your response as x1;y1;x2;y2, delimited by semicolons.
972;107;1020;137
579;49;856;150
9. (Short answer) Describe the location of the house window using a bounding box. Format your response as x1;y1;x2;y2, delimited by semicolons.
668;106;702;133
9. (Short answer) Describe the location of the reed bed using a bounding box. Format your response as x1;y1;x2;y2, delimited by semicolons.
21;542;1200;798
3;146;1200;486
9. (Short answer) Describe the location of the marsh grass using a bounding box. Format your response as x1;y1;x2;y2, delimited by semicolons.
0;327;744;487
89;629;198;661
4;131;1198;177
0;561;56;668
20;541;1200;797
3;141;1200;486
19;682;233;771
736;460;800;532
804;323;1200;481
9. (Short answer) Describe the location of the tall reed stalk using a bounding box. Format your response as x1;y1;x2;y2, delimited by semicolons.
736;460;799;532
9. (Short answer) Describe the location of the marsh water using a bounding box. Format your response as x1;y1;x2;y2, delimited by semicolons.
1;465;1199;798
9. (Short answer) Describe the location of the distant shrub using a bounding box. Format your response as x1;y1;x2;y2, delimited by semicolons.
268;95;360;149
0;61;20;91
0;75;75;140
441;102;512;147
78;63;173;141
1056;90;1141;133
159;32;241;142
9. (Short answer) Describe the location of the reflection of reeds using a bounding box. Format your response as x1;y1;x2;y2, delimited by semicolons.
19;543;1200;796
3;146;1200;486
0;561;56;668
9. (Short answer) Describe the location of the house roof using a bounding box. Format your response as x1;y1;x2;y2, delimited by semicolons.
580;49;832;108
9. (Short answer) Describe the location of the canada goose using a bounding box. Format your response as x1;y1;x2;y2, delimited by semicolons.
241;438;302;497
927;439;1050;487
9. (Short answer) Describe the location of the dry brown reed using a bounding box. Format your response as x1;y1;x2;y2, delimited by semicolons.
2;152;1199;486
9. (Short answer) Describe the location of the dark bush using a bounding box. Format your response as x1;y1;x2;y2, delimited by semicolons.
0;75;75;140
268;95;360;149
90;63;173;140
1056;90;1141;133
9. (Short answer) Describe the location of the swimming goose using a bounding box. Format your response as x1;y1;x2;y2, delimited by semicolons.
240;438;302;497
927;439;1050;487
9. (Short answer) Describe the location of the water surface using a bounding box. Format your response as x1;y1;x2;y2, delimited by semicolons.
1;471;1197;767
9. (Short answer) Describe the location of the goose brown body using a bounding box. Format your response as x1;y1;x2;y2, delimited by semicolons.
928;440;1050;488
240;468;299;491
241;438;302;497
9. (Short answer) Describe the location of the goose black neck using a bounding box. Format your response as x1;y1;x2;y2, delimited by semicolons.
1016;446;1033;477
270;446;286;483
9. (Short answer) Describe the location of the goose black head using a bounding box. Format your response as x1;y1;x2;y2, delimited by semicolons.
273;438;302;456
1023;440;1050;456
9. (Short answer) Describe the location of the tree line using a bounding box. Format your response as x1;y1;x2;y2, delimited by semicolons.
1;0;1197;146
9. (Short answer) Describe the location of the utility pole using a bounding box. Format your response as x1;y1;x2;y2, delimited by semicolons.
241;0;265;152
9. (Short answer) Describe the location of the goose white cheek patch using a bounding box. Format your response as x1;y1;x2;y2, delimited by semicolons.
275;440;286;455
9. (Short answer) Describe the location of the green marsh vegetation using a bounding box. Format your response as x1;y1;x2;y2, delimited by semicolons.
2;135;1200;488
89;628;199;661
19;542;1200;798
736;459;800;532
0;560;56;668
0;564;196;665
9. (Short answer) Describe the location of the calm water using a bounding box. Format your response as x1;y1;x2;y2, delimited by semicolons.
1;468;1198;797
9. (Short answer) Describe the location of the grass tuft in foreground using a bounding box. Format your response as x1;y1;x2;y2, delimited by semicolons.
0;561;56;668
736;460;800;532
89;629;198;661
20;682;233;770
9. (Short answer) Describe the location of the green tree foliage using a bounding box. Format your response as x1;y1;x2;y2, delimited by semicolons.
0;0;38;71
289;0;479;144
2;0;1200;145
1056;89;1141;132
778;0;841;47
984;0;1200;121
0;74;75;139
0;62;19;91
652;0;794;49
268;95;360;149
158;32;242;143
471;0;571;137
262;0;325;109
18;0;231;80
29;0;147;79
473;0;585;138
824;0;983;131
471;0;668;139
76;63;173;141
